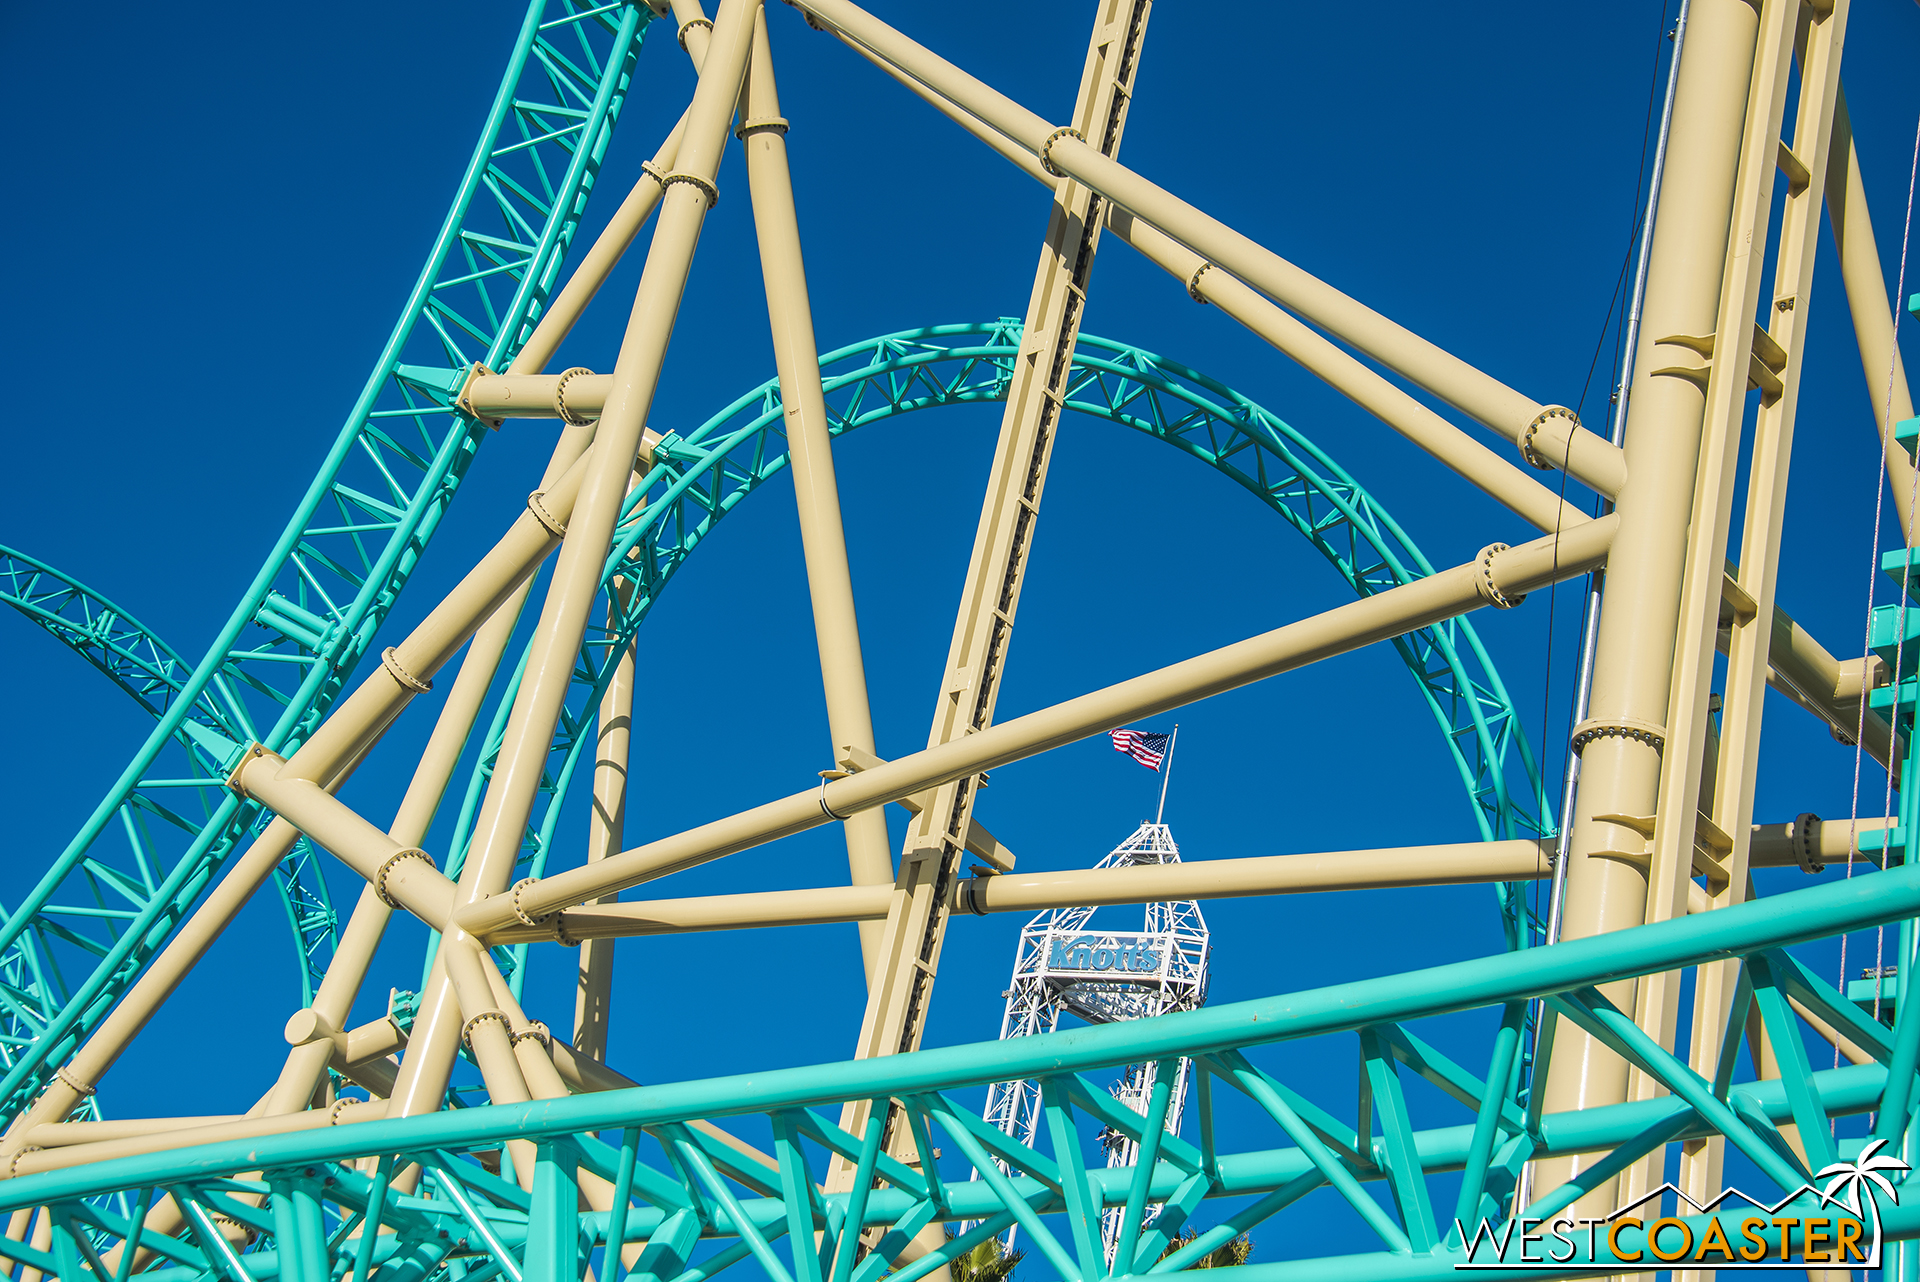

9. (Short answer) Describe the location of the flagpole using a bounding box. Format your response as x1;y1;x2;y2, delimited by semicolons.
1155;724;1180;826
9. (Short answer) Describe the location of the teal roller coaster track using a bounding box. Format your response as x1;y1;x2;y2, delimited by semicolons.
1;2;1914;1281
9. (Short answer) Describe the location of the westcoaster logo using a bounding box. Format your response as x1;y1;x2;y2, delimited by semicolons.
1455;1140;1908;1270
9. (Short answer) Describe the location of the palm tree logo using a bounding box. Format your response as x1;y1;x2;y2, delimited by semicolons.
1816;1138;1910;1260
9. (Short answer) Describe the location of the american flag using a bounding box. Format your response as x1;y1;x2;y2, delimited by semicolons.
1109;728;1172;771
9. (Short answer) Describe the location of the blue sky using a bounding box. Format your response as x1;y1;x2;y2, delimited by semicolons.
4;0;1920;1268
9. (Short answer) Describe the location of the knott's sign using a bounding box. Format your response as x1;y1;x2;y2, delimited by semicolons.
1043;931;1170;976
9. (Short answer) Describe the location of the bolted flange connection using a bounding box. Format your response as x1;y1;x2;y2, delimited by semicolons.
1519;405;1582;471
510;877;552;928
1570;717;1668;755
1791;812;1824;874
1475;544;1526;609
374;848;437;910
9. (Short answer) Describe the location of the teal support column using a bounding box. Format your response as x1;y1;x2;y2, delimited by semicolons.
269;1172;328;1282
526;1140;583;1282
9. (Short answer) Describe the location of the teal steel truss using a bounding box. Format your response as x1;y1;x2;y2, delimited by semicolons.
0;858;1912;1282
0;549;337;1009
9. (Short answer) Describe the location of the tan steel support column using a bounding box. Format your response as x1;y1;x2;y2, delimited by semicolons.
1625;0;1816;1221
1120;215;1592;532
836;5;1154;1180
510;119;690;377
1829;86;1920;543
485;840;1558;942
1671;4;1850;1245
7;1101;394;1180
1754;601;1900;769
576;579;634;1060
453;0;754;938
260;100;715;796
1535;0;1761;1210
391;0;761;1123
235;751;461;926
275;452;590;787
265;425;604;1120
482;819;1860;944
740;8;894;979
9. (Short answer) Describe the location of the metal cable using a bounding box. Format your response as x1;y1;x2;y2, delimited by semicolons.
1841;106;1920;1075
1543;0;1684;950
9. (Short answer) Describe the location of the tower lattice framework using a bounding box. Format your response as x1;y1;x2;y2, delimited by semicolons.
981;821;1209;1260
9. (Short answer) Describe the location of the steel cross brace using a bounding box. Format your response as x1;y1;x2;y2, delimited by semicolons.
834;4;1156;1209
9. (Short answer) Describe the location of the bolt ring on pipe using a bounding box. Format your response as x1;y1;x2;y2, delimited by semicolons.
380;647;433;695
661;172;719;209
736;116;791;140
676;16;713;51
374;848;436;910
1569;717;1668;755
1519;406;1580;471
509;877;553;928
1792;812;1825;874
460;1010;509;1052
1039;126;1086;178
553;367;597;427
1475;544;1525;609
1186;262;1214;304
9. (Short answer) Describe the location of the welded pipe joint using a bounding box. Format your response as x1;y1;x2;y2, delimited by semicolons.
51;1066;93;1099
526;491;568;538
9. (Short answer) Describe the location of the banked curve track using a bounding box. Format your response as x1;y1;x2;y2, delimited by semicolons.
0;548;337;1013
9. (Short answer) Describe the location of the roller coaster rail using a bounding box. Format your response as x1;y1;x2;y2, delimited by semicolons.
1;0;1915;1279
